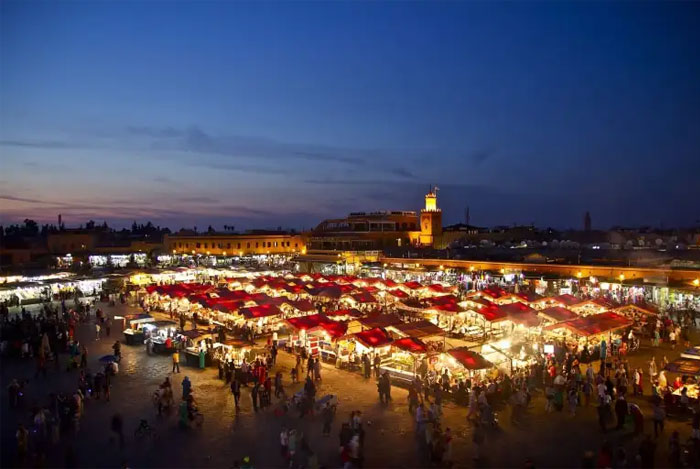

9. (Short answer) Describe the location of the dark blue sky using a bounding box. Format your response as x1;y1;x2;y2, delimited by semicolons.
1;1;699;230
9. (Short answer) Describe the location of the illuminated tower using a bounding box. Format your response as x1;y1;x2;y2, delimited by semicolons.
420;186;442;246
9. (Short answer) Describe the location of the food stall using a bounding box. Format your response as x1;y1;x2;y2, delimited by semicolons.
380;336;428;386
333;327;394;370
387;319;446;352
441;347;494;382
143;320;179;354
542;311;633;357
180;329;215;367
211;338;255;367
667;346;700;401
122;314;155;345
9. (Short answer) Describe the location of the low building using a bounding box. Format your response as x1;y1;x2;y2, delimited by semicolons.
164;230;306;256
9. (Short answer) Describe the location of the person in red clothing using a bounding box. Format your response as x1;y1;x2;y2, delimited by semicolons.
597;441;612;468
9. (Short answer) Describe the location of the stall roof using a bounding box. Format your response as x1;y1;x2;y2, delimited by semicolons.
286;314;325;331
358;313;403;329
150;320;178;328
664;358;700;375
402;281;423;290
447;347;493;370
239;304;282;319
539;306;578;323
497;302;540;327
474;304;509;323
427;283;453;294
309;286;343;299
391;320;445;339
286;299;315;312
515;292;543;303
425;294;459;306
320;319;348;339
544;311;632;336
553;294;581;306
325;308;362;318
353;327;393;348
614;302;660;316
180;329;212;339
386;289;409;299
480;286;507;299
348;292;378;304
393;336;427;354
428;302;462;315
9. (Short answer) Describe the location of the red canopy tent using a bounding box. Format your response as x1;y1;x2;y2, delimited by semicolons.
286;299;315;313
348;292;378;304
539;306;578;323
474;304;508;323
319;319;348;339
353;327;393;348
392;337;428;354
553;294;581;307
402;281;423;290
497;302;540;327
544;311;632;336
238;304;282;319
447;347;493;370
386;289;409;299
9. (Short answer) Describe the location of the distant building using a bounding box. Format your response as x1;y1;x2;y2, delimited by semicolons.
584;211;592;231
308;188;447;251
164;231;306;256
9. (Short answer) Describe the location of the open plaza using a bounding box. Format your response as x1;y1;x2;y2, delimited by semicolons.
1;257;699;468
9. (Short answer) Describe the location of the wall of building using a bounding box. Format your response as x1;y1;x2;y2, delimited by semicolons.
164;233;306;256
47;232;97;254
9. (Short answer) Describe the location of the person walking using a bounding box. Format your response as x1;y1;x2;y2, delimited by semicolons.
652;402;665;438
95;323;101;340
322;402;334;436
231;376;241;410
172;351;180;373
251;382;259;412
110;413;124;448
615;395;628;430
313;358;321;382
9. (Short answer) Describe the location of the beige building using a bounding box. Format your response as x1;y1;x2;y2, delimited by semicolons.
164;231;307;256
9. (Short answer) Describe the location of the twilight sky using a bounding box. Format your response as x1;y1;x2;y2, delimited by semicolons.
1;1;699;231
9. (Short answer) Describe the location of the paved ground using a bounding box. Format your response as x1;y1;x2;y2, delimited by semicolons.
1;301;697;468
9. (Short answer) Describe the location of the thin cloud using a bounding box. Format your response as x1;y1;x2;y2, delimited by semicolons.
0;139;76;149
0;194;48;204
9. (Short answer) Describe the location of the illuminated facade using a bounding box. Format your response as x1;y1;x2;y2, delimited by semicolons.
309;189;445;251
419;187;443;245
164;231;306;256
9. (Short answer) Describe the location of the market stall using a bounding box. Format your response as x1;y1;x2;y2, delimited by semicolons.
442;347;494;381
143;320;179;353
180;329;215;367
122;314;155;345
380;336;428;385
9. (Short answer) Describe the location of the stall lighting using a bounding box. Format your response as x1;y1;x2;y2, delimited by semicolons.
694;279;699;287
619;274;625;282
576;272;582;278
500;268;505;274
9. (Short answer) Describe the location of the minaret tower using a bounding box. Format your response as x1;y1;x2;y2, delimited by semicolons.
420;185;442;246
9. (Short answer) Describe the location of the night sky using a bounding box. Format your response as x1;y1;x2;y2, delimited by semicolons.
1;1;699;231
